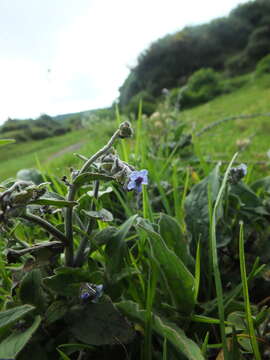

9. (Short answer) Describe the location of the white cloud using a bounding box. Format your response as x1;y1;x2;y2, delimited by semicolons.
0;0;248;123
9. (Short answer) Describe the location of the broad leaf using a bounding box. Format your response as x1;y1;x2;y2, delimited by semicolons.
185;164;221;245
45;301;69;324
83;208;113;222
30;198;78;207
19;269;45;311
105;214;138;283
0;315;41;358
229;182;261;208
117;301;204;360
73;172;114;187
67;302;135;345
0;304;35;329
43;267;91;296
136;220;195;314
158;213;192;265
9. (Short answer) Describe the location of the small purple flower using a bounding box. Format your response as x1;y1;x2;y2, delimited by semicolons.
228;163;248;184
80;283;103;303
127;169;148;193
238;163;247;176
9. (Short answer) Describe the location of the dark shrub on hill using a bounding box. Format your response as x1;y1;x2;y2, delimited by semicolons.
53;127;70;136
2;130;30;142
119;0;270;106
29;127;52;140
246;25;270;63
256;53;270;76
180;68;222;108
1;119;30;133
225;52;251;75
126;90;157;116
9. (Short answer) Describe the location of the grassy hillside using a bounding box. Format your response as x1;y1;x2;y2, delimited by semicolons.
0;120;112;180
0;72;269;182
181;73;270;178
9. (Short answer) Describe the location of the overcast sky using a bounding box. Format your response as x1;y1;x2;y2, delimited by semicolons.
0;0;248;124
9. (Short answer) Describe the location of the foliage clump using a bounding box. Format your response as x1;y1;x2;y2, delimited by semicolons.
180;68;223;108
119;0;270;107
256;53;270;76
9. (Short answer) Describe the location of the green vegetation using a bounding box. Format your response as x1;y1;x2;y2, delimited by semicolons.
0;1;270;359
119;0;270;114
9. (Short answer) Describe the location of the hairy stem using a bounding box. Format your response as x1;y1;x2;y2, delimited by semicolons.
64;128;120;267
21;212;68;245
74;180;99;267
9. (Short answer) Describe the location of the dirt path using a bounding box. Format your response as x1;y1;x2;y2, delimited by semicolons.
47;142;86;162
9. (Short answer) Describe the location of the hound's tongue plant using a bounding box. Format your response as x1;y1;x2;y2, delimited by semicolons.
0;117;268;359
0;122;142;359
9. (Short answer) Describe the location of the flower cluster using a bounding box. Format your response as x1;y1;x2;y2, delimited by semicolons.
80;283;103;303
228;163;247;184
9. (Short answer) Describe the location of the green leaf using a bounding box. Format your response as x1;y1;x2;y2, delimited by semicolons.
0;139;15;147
105;215;138;283
116;301;204;360
58;343;95;353
251;176;270;193
19;269;45;311
137;218;195;314
73;172;114;187
136;220;195;314
83;208;113;222
158;213;191;265
185;164;221;245
57;349;72;360
0;315;41;358
92;226;118;246
0;305;35;329
67;302;135;345
30;198;78;207
45;301;69;324
43;267;91;296
230;182;262;208
87;186;113;198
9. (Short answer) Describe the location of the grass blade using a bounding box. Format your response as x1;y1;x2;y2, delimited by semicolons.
239;221;262;359
210;152;238;359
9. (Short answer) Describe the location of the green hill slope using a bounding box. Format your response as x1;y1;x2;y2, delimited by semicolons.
180;73;270;177
1;72;269;181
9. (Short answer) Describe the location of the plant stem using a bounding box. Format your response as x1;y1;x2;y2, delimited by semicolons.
79;129;120;174
64;128;120;267
65;185;76;266
74;180;99;267
21;212;68;245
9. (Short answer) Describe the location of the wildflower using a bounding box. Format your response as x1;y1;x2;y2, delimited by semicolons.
228;163;247;184
80;283;103;303
127;170;148;193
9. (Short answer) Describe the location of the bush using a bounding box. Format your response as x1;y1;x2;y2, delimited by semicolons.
256;53;270;76
53;127;70;136
180;68;222;108
225;52;251;76
29;127;52;140
246;26;270;62
1;129;30;142
125;91;157;116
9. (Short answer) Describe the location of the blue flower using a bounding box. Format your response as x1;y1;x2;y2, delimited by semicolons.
80;283;103;303
238;163;247;176
127;169;148;193
228;163;248;184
